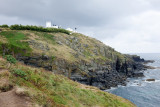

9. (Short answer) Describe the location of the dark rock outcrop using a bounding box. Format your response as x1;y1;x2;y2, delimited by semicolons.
0;31;151;90
16;54;147;90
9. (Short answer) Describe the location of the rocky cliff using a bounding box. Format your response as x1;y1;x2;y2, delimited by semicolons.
0;28;147;89
0;57;136;107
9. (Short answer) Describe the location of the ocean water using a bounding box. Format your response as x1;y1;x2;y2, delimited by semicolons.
107;53;160;107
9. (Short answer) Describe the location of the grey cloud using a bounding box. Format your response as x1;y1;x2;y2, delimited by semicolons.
0;0;160;53
0;0;150;27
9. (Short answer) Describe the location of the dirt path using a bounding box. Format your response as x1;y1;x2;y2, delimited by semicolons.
0;68;7;73
0;89;33;107
0;68;33;107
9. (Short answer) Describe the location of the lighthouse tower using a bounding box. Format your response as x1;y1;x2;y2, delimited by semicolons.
46;21;52;28
46;21;59;28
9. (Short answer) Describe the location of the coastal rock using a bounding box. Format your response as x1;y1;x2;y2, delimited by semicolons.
133;72;144;77
16;53;147;90
28;40;50;51
144;60;155;64
146;79;155;81
144;65;156;69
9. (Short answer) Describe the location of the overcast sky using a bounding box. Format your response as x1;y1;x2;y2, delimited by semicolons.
1;0;160;53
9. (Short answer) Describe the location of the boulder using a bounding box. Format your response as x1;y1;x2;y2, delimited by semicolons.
146;79;155;81
144;65;155;69
57;41;63;45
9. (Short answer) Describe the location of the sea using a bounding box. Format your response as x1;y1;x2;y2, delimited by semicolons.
106;53;160;107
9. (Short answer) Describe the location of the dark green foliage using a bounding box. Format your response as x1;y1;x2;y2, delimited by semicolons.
51;56;56;61
4;55;17;64
0;24;9;28
13;69;27;80
10;24;70;35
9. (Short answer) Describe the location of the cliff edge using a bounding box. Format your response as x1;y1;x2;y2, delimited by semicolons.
0;25;147;90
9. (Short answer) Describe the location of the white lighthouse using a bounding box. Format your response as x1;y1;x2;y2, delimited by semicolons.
46;21;52;27
46;21;59;28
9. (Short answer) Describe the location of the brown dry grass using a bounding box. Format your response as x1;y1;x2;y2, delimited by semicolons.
23;31;77;62
78;83;100;92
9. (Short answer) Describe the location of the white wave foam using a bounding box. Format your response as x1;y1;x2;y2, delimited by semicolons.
155;80;160;82
105;87;117;92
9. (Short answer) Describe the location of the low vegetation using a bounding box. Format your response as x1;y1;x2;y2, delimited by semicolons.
0;26;127;63
33;32;56;44
10;24;70;35
0;26;136;106
0;24;9;28
0;56;135;107
4;55;17;64
0;31;32;56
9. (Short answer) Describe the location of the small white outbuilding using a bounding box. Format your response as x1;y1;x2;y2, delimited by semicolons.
66;28;77;33
66;28;74;32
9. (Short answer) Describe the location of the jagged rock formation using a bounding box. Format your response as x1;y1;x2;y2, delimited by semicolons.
0;29;147;89
17;54;146;89
0;57;136;107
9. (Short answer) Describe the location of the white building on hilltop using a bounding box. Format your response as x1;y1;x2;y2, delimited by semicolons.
45;21;78;33
66;28;74;32
46;21;59;28
66;28;77;33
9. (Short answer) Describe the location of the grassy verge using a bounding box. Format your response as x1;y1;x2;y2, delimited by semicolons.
0;56;135;107
0;31;32;56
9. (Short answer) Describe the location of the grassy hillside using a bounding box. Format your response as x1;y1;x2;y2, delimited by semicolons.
0;26;126;63
0;56;135;107
0;26;139;106
0;25;144;89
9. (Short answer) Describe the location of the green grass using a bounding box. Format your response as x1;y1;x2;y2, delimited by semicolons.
0;31;32;56
34;32;56;44
4;61;135;107
0;31;27;48
0;29;136;107
83;50;91;58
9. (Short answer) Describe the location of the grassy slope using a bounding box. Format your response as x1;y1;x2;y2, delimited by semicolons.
0;28;127;64
0;57;135;107
0;28;136;107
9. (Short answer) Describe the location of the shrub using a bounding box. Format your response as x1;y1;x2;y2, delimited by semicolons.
51;56;56;61
4;55;17;64
13;69;27;80
0;24;9;28
10;24;70;35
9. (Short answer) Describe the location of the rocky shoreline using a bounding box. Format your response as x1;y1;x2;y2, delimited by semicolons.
70;57;154;90
16;54;153;90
